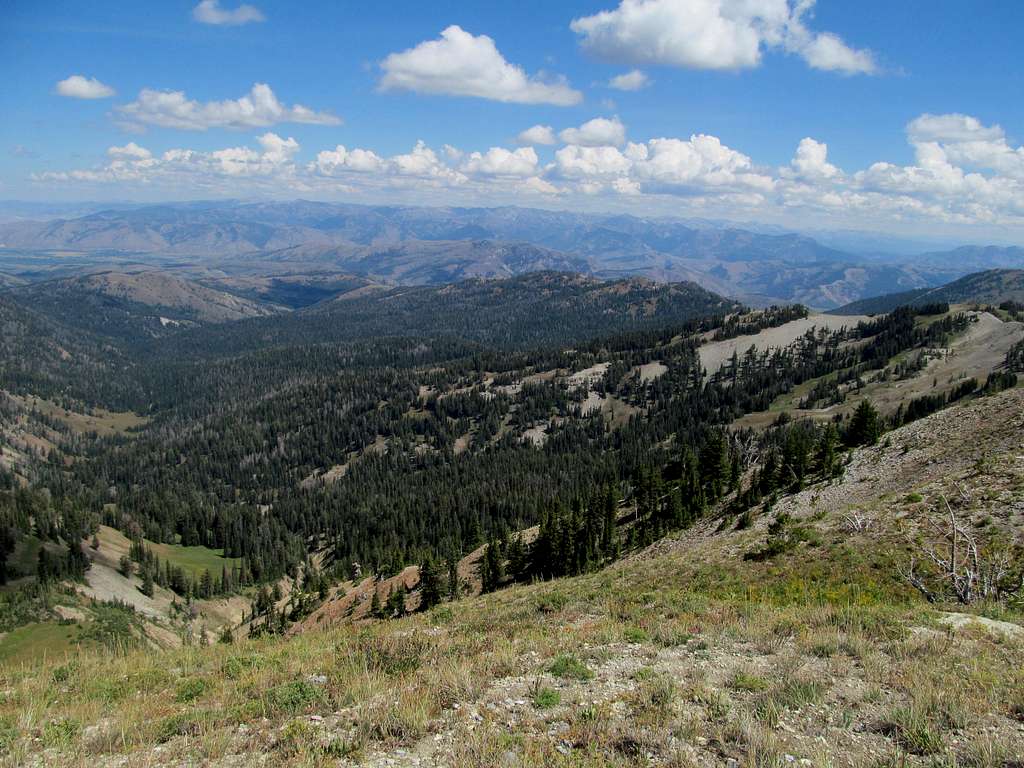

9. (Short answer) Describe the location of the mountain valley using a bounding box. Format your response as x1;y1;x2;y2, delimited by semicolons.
0;205;1022;768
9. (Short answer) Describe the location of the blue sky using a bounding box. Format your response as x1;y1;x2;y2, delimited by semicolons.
3;1;1024;242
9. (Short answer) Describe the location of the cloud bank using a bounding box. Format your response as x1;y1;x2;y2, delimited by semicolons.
33;113;1024;236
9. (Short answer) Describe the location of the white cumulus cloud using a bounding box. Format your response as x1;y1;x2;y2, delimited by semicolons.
107;142;152;160
559;116;627;147
192;0;265;25
516;125;557;146
117;83;340;131
555;145;633;178
56;75;115;99
314;145;385;175
608;70;650;91
784;137;839;180
632;135;774;191
380;25;582;105
461;147;539;177
571;0;876;75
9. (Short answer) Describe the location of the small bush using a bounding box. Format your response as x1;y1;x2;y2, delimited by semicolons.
730;671;769;692
548;654;593;681
362;635;425;676
154;712;203;743
771;674;826;710
221;654;262;679
0;715;17;755
51;662;77;684
175;677;209;703
267;681;325;715
42;718;80;748
623;626;649;643
632;675;676;718
532;686;561;709
276;718;316;756
536;593;569;613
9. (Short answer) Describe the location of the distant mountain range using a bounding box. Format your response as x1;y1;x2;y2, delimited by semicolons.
831;269;1024;315
1;201;1021;308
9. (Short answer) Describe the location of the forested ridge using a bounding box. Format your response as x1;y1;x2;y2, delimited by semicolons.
0;262;1006;641
3;283;979;606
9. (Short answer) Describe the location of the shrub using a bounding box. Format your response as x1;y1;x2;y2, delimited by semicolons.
362;635;425;676
0;715;17;755
730;671;769;692
42;718;80;748
548;654;593;681
532;686;561;709
175;677;209;703
623;626;649;643
155;712;203;743
267;681;325;715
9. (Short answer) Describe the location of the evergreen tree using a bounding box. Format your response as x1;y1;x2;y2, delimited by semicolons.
506;534;527;580
847;400;882;447
446;554;460;601
816;423;840;477
418;555;443;610
481;537;503;593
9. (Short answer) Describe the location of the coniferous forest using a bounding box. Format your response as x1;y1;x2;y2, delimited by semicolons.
0;270;984;622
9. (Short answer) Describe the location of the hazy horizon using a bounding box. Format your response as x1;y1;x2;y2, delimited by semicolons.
4;1;1024;244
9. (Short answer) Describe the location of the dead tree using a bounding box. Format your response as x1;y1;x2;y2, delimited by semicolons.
898;491;1022;604
842;509;872;533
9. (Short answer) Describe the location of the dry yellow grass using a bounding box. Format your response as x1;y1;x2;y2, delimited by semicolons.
1;540;1021;767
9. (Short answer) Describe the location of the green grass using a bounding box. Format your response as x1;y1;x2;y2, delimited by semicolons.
730;671;770;692
145;540;242;581
531;686;560;709
0;622;83;666
548;654;593;681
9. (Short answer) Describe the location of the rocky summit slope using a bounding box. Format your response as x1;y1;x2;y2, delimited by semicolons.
3;388;1023;767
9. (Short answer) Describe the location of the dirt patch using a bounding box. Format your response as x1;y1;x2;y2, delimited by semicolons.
699;314;870;380
522;423;549;447
637;361;668;382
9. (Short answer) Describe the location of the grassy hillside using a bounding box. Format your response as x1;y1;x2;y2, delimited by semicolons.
2;388;1022;767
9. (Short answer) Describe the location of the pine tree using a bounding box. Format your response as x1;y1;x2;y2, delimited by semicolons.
481;538;503;593
847;400;881;447
418;556;443;610
816;423;839;477
446;554;460;601
37;548;53;584
601;484;618;557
